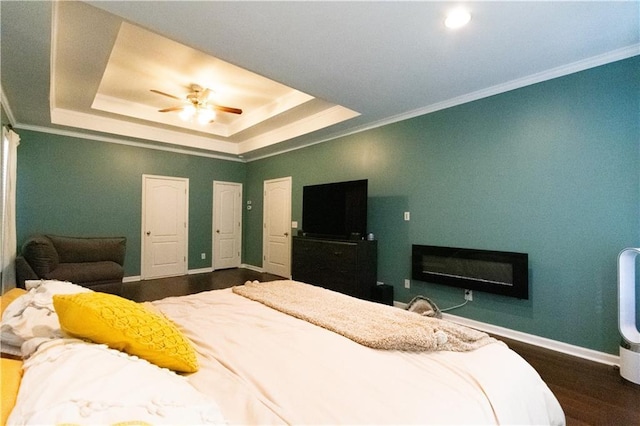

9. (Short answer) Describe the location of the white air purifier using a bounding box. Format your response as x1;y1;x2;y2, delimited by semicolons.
618;248;640;385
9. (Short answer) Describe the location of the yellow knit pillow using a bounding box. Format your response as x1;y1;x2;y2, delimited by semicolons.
53;292;198;373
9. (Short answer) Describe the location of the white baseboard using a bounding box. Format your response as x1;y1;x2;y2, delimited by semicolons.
125;265;263;283
188;267;214;275
393;301;619;367
241;263;264;273
121;278;618;365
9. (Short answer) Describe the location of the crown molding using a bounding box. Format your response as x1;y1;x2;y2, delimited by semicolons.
239;105;359;154
0;83;17;127
351;44;640;141
247;45;640;162
10;45;639;163
12;123;245;163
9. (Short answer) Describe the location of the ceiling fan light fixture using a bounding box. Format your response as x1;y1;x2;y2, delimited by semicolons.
153;84;240;125
197;107;216;125
445;9;471;29
179;104;197;121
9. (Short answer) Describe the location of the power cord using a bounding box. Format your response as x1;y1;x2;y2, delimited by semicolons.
440;299;468;312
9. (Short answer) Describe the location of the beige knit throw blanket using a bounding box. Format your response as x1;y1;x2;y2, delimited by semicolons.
233;280;496;352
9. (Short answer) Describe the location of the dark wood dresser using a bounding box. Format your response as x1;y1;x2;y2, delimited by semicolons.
292;236;377;300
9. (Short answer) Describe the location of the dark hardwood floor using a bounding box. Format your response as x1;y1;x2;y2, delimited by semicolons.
499;336;640;425
122;267;284;302
124;269;640;425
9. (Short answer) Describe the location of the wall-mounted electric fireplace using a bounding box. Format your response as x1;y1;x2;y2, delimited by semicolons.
412;245;529;299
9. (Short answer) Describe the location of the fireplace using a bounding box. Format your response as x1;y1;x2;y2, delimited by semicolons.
412;245;529;299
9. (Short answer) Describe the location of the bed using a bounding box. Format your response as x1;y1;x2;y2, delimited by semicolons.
1;279;565;425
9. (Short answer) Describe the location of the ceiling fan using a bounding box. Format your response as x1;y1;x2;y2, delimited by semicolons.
151;84;242;124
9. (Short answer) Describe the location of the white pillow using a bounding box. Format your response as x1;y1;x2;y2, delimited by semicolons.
24;279;89;293
0;280;92;355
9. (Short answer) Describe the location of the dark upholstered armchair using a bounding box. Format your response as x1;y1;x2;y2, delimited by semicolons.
15;234;126;295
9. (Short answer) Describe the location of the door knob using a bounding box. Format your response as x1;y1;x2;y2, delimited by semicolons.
146;231;151;236
216;229;220;233
284;232;289;237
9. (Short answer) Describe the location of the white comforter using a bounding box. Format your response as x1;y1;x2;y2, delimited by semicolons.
154;288;565;425
6;282;564;425
7;339;227;425
4;280;227;426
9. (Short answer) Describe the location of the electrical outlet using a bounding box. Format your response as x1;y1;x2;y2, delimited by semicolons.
404;279;411;289
404;211;410;221
464;289;473;301
201;253;206;260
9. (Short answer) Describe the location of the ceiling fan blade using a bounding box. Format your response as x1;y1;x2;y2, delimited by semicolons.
214;105;243;115
201;88;213;101
150;89;182;101
158;106;185;113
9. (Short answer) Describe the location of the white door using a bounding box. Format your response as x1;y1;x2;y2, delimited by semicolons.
263;177;292;277
141;175;188;279
213;181;242;270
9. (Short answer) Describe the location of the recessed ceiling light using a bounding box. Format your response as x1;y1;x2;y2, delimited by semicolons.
445;9;471;29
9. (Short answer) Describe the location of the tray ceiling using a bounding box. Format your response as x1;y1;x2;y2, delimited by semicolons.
49;2;358;157
1;1;638;161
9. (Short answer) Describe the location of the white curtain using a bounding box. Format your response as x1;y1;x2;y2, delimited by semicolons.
1;126;20;293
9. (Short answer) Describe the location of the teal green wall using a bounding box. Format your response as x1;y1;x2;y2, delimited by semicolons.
244;56;640;354
15;57;639;355
16;131;245;275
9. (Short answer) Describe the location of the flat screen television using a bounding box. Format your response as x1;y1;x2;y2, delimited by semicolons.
302;179;368;240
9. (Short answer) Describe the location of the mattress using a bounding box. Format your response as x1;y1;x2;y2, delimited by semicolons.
3;280;565;425
154;286;565;425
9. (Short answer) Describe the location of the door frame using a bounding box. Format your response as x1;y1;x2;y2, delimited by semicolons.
141;174;189;279
212;180;243;270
